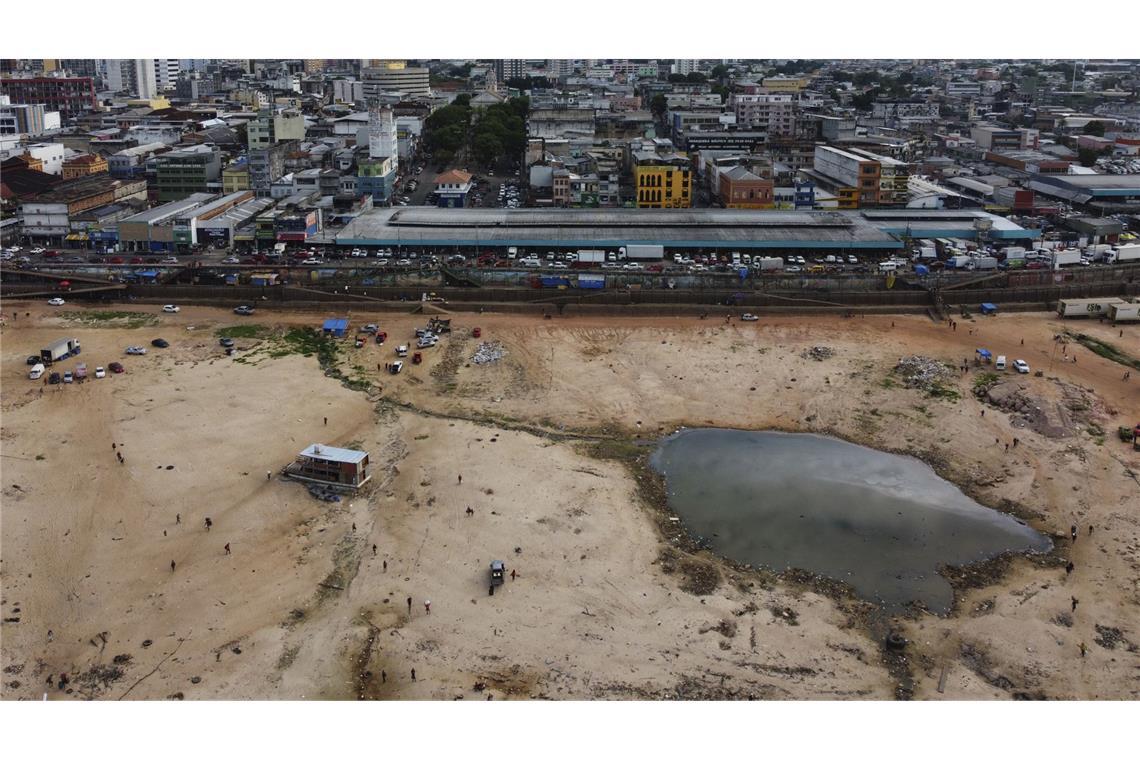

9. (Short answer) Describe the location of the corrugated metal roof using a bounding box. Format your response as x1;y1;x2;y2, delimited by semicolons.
299;444;368;464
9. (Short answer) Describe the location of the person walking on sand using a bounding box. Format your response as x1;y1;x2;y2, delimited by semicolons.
324;416;328;426
407;596;412;614
382;560;387;572
1080;642;1087;657
1071;524;1077;543
411;668;416;681
47;629;53;643
171;560;176;572
1072;596;1079;612
176;513;181;525
267;471;272;480
205;517;212;532
352;522;356;532
372;544;377;556
381;670;386;684
510;569;516;581
224;543;231;556
1088;525;1093;536
457;473;462;484
424;600;431;614
1066;561;1074;576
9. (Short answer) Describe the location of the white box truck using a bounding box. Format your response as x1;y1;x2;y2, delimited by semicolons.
1108;302;1140;323
947;255;972;270
575;249;606;265
972;256;999;271
624;244;665;260
757;256;784;271
1106;243;1140;264
1051;250;1083;268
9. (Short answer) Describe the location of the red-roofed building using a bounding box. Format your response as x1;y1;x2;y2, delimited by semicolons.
433;169;473;208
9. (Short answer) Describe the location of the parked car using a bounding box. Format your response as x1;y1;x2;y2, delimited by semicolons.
125;346;147;355
63;371;74;383
1013;359;1030;374
162;304;180;313
151;338;170;348
47;297;65;306
94;366;106;378
233;305;254;315
741;314;759;322
27;355;40;365
108;362;124;374
162;257;179;264
49;372;62;384
220;337;235;348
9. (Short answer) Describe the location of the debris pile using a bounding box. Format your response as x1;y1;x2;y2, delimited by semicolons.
471;341;506;365
893;355;955;391
306;484;342;503
802;345;835;361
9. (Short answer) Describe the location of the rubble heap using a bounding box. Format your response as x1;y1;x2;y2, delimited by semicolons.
893;355;956;391
472;341;506;365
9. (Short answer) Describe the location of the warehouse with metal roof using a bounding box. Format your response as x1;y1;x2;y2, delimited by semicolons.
335;208;907;252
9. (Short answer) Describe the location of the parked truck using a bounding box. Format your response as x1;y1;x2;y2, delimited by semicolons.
40;337;81;365
757;256;784;271
1108;302;1140;323
575;249;606;266
1051;250;1083;268
946;255;972;270
1106;243;1140;264
972;256;999;271
624;244;665;260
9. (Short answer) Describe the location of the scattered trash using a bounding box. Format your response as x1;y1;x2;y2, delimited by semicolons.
472;341;506;365
802;346;835;361
894;355;955;391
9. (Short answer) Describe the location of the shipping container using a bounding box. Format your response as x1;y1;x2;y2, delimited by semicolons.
1057;298;1127;318
1108;302;1140;323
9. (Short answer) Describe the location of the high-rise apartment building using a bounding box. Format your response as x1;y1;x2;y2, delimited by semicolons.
0;76;96;118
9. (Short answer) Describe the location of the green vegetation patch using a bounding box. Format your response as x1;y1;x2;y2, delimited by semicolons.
215;324;268;339
1068;332;1140;371
61;310;157;328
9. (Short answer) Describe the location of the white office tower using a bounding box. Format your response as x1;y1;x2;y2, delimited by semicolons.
369;104;398;171
133;59;157;99
99;59;125;92
154;59;182;91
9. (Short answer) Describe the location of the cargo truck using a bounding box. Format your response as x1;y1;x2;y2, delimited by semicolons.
575;249;606;266
757;256;784;271
972;256;999;271
1106;244;1140;264
1057;298;1126;318
946;255;972;270
1108;302;1140;323
624;244;665;261
1051;250;1083;268
40;337;81;365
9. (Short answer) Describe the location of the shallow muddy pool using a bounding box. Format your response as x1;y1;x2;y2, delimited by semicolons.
650;429;1051;614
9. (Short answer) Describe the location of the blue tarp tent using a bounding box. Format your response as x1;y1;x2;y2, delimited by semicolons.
976;348;992;360
322;318;349;337
980;302;997;315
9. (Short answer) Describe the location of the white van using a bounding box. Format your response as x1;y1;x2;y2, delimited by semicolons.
878;261;900;272
996;355;1007;371
29;363;45;380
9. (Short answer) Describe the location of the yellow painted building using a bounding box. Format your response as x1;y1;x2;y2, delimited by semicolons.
634;163;692;209
761;76;812;92
223;165;251;193
62;154;108;180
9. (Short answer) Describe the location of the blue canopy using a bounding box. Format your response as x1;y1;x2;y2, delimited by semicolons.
976;348;992;358
980;302;997;314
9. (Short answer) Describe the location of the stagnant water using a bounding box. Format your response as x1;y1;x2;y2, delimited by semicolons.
650;429;1052;614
